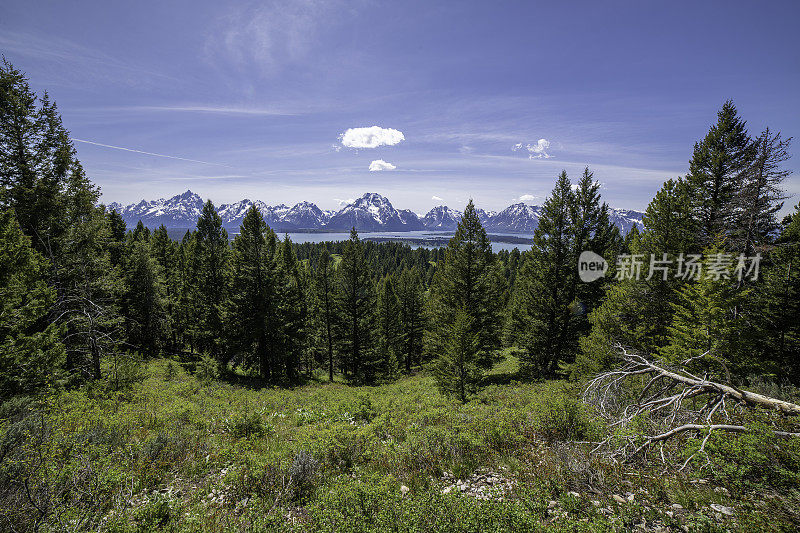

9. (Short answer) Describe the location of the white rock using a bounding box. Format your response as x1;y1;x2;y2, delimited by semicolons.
710;503;733;516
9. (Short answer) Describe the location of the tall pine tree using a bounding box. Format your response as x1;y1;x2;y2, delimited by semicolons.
376;275;402;382
313;246;337;381
225;206;282;380
509;172;576;376
335;229;377;383
195;201;229;361
397;267;425;373
426;200;503;377
687;100;754;247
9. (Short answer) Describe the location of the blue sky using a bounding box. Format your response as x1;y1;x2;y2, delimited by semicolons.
2;0;799;213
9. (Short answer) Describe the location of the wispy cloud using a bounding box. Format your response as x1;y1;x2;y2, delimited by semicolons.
0;31;175;88
432;195;444;202
127;105;301;116
205;0;346;77
73;139;230;167
334;198;355;206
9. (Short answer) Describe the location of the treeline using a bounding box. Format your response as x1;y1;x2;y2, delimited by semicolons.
112;212;432;385
2;60;798;404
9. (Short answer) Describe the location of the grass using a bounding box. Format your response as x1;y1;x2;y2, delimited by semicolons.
1;355;799;532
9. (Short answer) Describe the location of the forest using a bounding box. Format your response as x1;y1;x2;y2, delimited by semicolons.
2;59;800;532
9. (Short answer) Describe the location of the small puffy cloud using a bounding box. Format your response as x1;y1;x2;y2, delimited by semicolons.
432;195;444;202
513;194;538;203
513;138;552;159
340;126;405;149
368;159;396;172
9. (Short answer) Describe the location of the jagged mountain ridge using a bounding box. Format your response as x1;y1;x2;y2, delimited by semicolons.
108;190;643;234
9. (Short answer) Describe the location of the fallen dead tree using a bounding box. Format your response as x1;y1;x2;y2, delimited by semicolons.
583;344;800;468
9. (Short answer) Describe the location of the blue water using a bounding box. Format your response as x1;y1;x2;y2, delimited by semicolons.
274;231;529;253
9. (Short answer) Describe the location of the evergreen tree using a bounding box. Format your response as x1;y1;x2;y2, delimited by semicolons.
397;267;425;373
107;209;127;268
687;100;754;247
123;240;167;357
573;177;697;378
225;206;282;380
175;230;202;354
659;244;746;379
733;128;791;256
0;210;64;399
634;177;698;343
279;235;307;383
335;229;377;383
758;204;800;383
571;168;621;339
0;60;73;257
131;220;150;243
426;200;503;373
376;275;402;382
55;165;122;380
313;246;337;381
509;172;576;376
433;309;481;403
195;200;229;360
150;225;177;350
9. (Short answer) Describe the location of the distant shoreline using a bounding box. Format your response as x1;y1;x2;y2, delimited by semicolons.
163;228;533;247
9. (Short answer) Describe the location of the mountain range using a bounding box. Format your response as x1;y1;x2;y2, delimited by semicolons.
107;191;644;234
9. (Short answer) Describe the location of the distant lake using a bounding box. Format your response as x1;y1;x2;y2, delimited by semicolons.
280;231;532;253
167;229;532;253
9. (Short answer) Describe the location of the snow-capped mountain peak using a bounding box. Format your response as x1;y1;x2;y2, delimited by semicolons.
106;191;643;234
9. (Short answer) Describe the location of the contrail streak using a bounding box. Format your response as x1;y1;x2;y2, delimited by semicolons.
72;138;230;167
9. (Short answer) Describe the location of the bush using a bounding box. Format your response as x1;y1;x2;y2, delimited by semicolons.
692;421;800;491
289;450;320;501
225;411;270;439
532;386;599;442
195;353;219;383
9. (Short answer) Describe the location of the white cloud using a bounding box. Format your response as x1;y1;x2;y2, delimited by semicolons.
334;198;355;206
512;194;538;203
368;159;397;172
432;195;444;202
512;138;552;159
340;126;405;149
